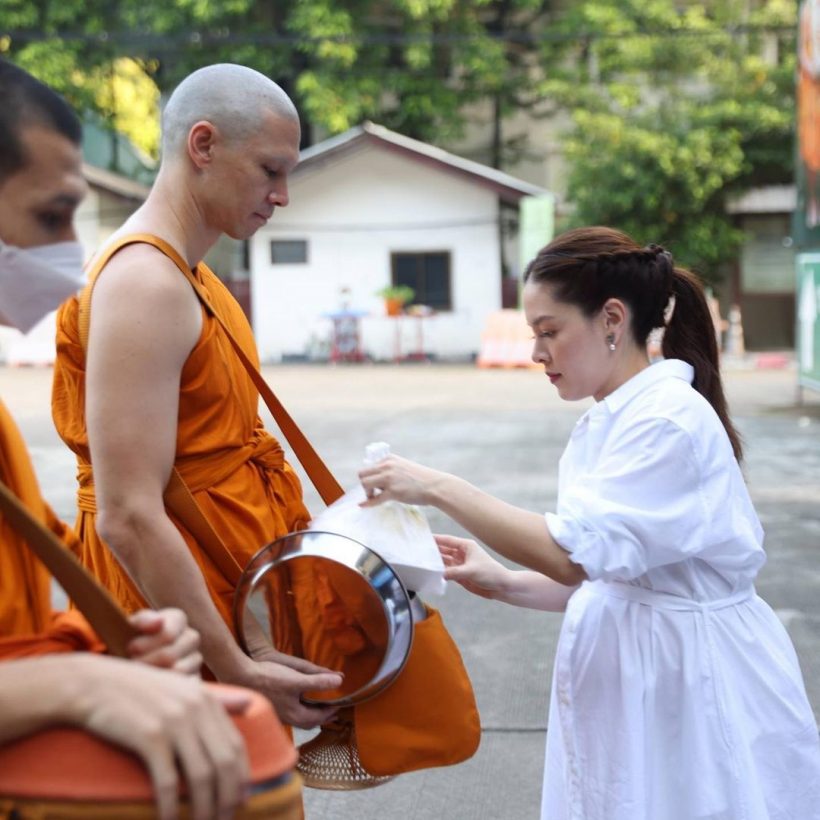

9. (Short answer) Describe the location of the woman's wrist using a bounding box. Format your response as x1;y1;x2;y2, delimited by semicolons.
428;472;468;512
492;566;526;604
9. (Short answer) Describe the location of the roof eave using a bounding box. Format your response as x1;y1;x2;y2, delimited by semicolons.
82;163;151;201
295;122;549;203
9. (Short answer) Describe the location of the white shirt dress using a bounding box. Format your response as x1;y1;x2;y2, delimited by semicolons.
541;359;820;820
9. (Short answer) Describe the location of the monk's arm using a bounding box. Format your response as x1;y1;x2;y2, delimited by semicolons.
85;250;340;727
85;251;253;683
0;654;249;820
0;655;83;743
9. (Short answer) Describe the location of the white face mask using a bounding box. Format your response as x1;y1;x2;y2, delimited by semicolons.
0;240;86;333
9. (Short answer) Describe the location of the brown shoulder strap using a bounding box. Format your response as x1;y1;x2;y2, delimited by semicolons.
177;269;345;506
164;470;244;586
0;481;136;656
79;233;344;588
79;232;343;505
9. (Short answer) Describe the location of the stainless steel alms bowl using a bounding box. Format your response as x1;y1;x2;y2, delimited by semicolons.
233;530;422;707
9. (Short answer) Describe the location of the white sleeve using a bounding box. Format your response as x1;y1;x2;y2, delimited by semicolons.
545;416;709;581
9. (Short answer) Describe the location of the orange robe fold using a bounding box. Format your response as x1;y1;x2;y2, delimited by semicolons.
51;239;312;650
0;399;104;656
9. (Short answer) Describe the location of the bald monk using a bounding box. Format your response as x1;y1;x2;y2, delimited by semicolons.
52;63;343;729
0;58;252;820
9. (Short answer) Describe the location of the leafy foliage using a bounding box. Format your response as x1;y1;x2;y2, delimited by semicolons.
548;0;796;280
1;0;555;148
0;0;797;281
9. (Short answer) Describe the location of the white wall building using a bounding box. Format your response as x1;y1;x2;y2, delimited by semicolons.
251;122;549;363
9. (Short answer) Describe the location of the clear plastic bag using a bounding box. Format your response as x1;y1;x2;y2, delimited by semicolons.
308;444;446;597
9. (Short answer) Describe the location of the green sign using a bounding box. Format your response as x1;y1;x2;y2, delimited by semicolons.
797;253;820;391
518;193;555;274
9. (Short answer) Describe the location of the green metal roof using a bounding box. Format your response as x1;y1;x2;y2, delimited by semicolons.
81;117;156;186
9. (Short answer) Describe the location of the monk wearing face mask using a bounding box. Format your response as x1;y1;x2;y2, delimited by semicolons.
0;242;85;334
0;58;256;820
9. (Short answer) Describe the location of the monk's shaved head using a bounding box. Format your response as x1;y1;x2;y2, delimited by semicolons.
161;63;298;159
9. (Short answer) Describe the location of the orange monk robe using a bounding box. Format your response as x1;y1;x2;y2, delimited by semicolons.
52;237;383;682
0;399;104;657
53;240;472;776
52;239;315;652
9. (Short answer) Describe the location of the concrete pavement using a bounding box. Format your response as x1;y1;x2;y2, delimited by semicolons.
2;362;818;820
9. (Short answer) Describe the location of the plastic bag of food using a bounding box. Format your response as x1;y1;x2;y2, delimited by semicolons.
308;443;446;597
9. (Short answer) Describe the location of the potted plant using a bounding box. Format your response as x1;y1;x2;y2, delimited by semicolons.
376;284;415;316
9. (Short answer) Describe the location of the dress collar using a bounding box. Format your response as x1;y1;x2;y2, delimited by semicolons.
600;358;694;415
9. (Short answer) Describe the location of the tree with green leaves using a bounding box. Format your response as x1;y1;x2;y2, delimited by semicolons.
542;0;796;281
1;0;798;284
0;0;555;157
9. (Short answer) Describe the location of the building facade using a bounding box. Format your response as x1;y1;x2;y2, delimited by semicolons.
251;123;550;363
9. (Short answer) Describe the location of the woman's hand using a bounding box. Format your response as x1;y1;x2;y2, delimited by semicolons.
435;533;511;600
358;454;449;507
126;608;202;676
437;534;579;611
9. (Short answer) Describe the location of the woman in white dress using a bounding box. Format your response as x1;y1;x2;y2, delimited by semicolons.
359;226;820;820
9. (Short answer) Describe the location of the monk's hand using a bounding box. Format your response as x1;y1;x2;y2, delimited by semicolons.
358;453;447;507
436;533;510;601
65;655;250;820
247;659;343;729
250;644;344;677
127;608;203;676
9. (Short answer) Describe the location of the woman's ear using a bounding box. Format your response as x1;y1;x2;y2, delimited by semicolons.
602;298;629;340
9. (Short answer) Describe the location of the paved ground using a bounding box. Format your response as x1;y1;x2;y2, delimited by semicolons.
2;362;819;820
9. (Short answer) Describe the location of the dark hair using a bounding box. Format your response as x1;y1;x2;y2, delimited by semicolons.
0;58;82;183
524;226;742;461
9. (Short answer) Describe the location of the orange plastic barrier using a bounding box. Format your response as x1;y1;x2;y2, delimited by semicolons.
477;310;540;369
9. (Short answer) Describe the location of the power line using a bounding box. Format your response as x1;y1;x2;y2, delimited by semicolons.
265;217;501;232
71;207;502;231
1;22;797;53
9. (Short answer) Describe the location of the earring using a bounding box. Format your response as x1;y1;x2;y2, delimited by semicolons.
606;333;616;352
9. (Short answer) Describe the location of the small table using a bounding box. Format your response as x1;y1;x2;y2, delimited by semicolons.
392;305;435;362
323;310;368;363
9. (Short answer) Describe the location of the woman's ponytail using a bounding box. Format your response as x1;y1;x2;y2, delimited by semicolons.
662;267;743;461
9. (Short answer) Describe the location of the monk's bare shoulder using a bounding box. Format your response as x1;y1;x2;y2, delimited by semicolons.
87;243;202;368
